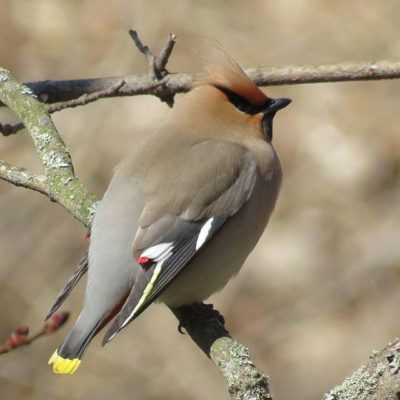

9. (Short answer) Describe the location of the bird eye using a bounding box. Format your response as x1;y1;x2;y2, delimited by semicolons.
213;85;262;115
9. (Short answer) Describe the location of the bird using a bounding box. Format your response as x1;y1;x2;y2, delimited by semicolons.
47;48;291;374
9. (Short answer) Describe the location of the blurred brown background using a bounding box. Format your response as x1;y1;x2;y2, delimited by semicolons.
1;1;400;399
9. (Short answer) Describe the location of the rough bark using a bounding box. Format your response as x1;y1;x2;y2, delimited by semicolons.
172;304;272;400
323;339;400;400
0;67;97;227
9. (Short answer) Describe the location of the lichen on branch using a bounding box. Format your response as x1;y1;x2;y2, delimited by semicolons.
0;67;97;227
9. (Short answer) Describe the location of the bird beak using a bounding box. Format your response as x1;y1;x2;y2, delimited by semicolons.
261;98;291;140
263;97;292;115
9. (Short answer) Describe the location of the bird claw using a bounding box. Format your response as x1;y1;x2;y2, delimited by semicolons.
177;322;186;335
175;302;225;333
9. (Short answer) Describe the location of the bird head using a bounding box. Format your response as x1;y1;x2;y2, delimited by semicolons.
198;45;291;141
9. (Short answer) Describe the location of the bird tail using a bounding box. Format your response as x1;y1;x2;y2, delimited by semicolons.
48;292;129;374
48;318;102;374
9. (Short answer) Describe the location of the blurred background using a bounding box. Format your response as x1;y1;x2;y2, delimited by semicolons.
1;1;400;399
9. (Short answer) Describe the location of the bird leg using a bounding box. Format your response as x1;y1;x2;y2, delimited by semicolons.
172;303;226;335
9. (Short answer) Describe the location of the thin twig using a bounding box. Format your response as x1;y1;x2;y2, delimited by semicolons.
0;312;69;355
46;79;125;113
0;80;125;136
128;30;154;63
156;33;177;73
129;29;158;79
128;30;176;105
0;121;24;136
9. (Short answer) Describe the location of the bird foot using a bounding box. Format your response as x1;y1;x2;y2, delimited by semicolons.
175;303;225;334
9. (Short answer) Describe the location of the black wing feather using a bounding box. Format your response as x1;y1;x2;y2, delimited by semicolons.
102;216;227;344
147;215;227;301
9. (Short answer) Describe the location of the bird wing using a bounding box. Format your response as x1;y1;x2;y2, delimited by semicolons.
103;140;258;343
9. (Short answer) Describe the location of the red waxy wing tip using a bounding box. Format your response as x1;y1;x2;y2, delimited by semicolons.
136;256;151;264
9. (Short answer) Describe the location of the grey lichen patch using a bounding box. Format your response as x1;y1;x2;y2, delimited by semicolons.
59;176;74;185
324;362;386;400
35;131;53;144
9;169;29;181
241;382;272;400
21;85;37;98
0;68;11;82
88;200;100;222
387;349;400;374
38;114;51;125
41;150;70;169
229;341;253;367
211;338;270;400
36;175;47;184
46;174;97;227
0;161;48;194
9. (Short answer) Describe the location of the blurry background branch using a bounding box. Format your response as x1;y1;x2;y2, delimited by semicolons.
0;312;70;355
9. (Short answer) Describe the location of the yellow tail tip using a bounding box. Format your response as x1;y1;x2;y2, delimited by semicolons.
48;350;81;374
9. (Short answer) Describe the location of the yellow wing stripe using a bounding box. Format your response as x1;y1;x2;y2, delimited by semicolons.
120;261;164;330
48;349;81;374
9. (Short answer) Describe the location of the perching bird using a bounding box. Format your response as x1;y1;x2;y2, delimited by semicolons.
47;48;291;374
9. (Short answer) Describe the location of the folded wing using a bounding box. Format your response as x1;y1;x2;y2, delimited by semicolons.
103;140;258;343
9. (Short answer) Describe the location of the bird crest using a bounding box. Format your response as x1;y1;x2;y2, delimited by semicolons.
199;42;269;106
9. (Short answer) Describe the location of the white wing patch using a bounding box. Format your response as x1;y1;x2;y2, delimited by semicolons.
196;218;214;250
140;242;174;261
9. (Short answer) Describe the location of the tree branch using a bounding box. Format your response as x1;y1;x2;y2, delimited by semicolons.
0;80;126;136
4;59;399;136
0;68;97;227
172;304;272;400
323;339;400;400
128;29;176;105
0;121;24;136
0;160;47;195
0;312;69;355
156;33;177;73
0;60;397;111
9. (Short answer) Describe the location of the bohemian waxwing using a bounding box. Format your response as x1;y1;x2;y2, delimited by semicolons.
47;49;291;374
